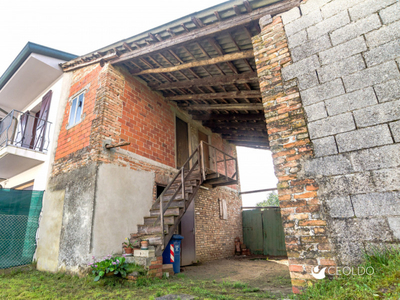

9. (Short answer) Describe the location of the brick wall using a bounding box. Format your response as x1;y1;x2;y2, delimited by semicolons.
252;15;336;293
195;186;242;262
281;0;400;265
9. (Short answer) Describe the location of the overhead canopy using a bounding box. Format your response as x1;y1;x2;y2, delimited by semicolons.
61;0;301;149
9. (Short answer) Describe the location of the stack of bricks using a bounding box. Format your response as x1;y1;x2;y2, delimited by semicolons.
148;256;163;278
252;15;336;293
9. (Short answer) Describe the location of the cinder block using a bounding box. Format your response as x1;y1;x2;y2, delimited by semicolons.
312;136;338;157
379;3;400;24
353;99;400;127
300;78;345;106
304;101;327;121
374;79;400;103
317;54;365;83
319;36;367;65
336;125;393;152
330;13;381;46
390;120;400;142
291;35;331;62
325;87;377;116
280;7;301;25
343;61;400;92
331;218;392;242
325;196;354;218
134;249;155;257
364;40;400;67
352;191;400;217
320;0;364;19
365;20;400;48
308;112;355;139
282;55;320;81
388;218;400;239
297;71;319;91
287;29;307;48
372;168;400;192
307;10;349;40
349;0;397;21
285;9;322;36
300;0;330;16
305;154;353;176
350;144;400;171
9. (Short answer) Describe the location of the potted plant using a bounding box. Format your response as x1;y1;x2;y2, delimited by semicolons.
122;237;137;255
88;255;129;281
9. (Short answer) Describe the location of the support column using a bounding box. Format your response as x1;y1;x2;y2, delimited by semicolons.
252;15;336;293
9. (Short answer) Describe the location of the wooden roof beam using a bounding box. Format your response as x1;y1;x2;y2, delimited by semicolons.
192;112;265;121
203;121;267;129
130;50;253;75
166;90;260;101
213;128;267;136
186;103;263;111
109;0;301;65
148;72;258;90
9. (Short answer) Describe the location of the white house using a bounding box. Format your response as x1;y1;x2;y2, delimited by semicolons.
0;42;76;191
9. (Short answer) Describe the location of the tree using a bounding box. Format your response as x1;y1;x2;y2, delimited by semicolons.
256;191;279;207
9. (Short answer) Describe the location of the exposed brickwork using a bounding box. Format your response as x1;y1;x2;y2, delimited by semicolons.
252;16;336;293
195;186;242;262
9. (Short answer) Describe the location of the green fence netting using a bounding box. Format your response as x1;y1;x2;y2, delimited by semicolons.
0;189;44;269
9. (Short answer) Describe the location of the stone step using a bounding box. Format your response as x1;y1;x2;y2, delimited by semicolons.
137;225;168;235
144;215;175;225
152;199;185;210
164;185;193;195
161;194;188;202
150;207;181;216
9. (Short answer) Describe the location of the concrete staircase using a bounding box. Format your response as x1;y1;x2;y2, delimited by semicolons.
130;141;238;256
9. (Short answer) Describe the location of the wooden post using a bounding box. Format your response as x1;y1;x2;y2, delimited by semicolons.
224;153;227;178
181;168;185;212
200;141;206;181
160;195;164;247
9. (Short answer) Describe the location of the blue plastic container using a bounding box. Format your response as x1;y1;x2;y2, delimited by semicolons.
162;234;184;273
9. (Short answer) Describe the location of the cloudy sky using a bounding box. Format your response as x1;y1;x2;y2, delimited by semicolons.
0;0;278;205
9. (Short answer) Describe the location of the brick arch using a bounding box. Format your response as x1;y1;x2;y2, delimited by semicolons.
252;15;336;293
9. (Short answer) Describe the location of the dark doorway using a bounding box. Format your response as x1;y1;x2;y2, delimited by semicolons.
175;117;189;169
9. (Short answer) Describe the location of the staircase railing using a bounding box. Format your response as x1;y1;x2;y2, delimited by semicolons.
200;141;238;182
153;140;238;249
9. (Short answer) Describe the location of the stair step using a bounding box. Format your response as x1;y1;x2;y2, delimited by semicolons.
152;199;185;209
161;194;188;202
164;185;193;195
150;207;181;216
138;224;171;235
144;215;175;225
170;180;199;188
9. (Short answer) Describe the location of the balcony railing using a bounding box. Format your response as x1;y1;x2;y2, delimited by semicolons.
0;110;52;153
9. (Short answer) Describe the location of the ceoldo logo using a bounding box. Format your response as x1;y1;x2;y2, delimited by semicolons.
311;266;327;279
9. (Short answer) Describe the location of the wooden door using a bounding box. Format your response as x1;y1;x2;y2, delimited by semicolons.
198;131;210;169
180;200;196;266
175;117;189;169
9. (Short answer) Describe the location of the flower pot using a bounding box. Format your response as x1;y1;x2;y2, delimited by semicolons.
124;247;133;254
141;240;149;250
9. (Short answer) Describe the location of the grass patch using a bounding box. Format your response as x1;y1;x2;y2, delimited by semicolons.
292;246;400;300
0;269;278;299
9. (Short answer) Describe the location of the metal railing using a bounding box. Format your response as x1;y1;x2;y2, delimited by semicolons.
154;140;238;249
0;110;52;153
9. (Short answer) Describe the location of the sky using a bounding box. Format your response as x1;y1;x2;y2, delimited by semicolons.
0;0;278;205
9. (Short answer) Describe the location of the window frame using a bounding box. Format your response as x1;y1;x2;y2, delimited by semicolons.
67;87;88;129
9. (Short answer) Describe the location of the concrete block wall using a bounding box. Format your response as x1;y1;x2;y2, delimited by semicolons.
280;0;400;265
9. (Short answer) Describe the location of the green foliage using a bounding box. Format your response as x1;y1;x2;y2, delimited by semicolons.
292;246;400;300
256;192;279;207
88;255;129;281
122;237;139;249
